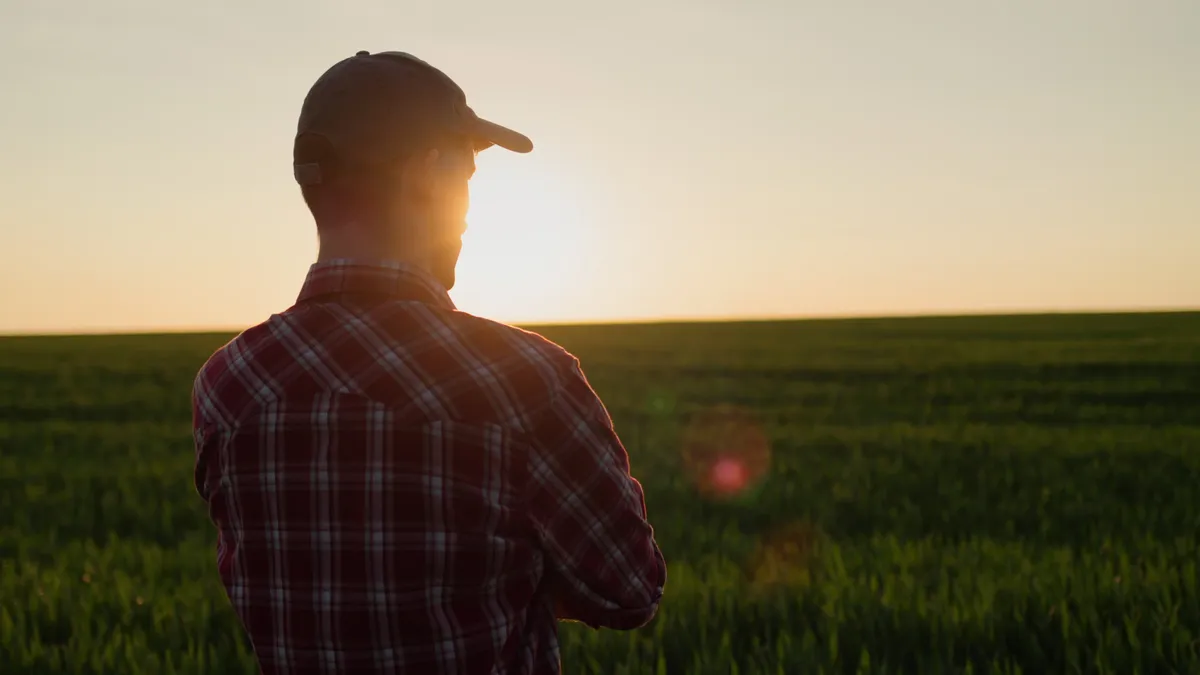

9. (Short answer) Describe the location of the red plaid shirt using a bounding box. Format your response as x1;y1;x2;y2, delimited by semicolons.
192;259;665;674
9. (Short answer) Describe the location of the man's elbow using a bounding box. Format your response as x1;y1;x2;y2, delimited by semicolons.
562;591;662;631
605;547;668;629
550;534;667;630
594;596;662;630
569;561;666;630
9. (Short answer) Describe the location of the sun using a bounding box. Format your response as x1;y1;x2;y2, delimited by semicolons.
451;151;595;323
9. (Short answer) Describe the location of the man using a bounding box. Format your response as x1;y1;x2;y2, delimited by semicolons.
191;50;666;675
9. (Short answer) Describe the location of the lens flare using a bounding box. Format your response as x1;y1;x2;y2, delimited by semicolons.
644;389;678;416
745;520;824;591
711;457;746;491
680;404;770;499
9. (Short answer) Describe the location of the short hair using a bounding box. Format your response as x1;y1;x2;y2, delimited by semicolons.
295;130;474;228
295;133;395;226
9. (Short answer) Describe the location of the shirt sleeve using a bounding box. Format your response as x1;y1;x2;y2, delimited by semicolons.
525;356;667;630
191;375;217;503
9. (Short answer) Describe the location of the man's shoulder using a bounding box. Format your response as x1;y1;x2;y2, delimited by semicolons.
191;319;286;425
192;305;585;427
446;311;581;387
195;318;278;376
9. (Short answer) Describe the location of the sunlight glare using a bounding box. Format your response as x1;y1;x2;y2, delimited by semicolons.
453;152;596;323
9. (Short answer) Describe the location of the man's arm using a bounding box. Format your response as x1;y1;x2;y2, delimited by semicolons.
526;357;666;630
192;375;215;503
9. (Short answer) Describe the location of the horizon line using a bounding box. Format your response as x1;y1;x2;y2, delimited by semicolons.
2;305;1197;339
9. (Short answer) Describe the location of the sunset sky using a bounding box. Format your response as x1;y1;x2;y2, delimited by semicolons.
1;0;1197;334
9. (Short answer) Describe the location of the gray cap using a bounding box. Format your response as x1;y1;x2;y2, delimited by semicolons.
293;50;533;186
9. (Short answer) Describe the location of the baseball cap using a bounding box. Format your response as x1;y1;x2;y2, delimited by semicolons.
293;50;533;186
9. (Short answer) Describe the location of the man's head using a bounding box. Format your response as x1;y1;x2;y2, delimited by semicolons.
293;51;532;289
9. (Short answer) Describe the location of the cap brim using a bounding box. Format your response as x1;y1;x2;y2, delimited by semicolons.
471;117;533;154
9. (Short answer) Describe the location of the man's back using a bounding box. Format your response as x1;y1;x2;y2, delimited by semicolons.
192;260;665;674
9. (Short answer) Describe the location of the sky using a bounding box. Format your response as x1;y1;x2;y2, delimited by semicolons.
1;0;1197;334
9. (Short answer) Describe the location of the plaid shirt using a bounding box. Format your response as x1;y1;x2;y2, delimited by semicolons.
192;259;665;675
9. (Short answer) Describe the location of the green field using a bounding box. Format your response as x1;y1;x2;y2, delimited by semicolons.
2;312;1199;674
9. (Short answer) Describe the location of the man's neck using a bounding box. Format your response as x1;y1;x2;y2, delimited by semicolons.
316;224;434;275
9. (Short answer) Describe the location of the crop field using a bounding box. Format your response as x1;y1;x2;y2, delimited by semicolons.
2;312;1199;674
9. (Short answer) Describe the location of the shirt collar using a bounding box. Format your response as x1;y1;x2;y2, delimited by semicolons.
295;258;456;310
